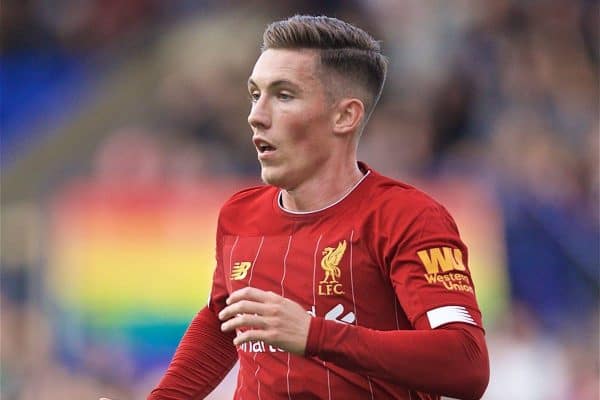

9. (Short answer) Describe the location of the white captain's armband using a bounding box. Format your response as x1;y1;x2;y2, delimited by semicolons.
427;305;476;328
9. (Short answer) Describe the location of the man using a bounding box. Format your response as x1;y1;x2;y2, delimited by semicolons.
148;15;489;400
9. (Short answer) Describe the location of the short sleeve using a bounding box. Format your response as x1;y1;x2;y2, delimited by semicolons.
388;204;483;330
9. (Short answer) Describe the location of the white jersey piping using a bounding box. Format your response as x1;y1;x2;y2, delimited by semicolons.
278;171;371;215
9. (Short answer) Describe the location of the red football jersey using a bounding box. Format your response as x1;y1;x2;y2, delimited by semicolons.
208;162;483;399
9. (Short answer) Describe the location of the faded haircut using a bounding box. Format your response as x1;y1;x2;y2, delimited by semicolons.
262;15;388;126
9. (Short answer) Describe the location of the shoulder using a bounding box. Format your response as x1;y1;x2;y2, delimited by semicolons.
221;184;277;213
365;172;461;244
216;184;278;230
367;171;448;217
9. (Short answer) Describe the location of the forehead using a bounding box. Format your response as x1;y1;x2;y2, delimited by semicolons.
249;48;320;87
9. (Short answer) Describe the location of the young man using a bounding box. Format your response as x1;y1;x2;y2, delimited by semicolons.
148;15;489;400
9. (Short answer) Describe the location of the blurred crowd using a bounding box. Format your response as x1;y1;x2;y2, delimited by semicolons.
1;0;598;399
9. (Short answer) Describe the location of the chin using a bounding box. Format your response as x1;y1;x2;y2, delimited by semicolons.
261;167;288;188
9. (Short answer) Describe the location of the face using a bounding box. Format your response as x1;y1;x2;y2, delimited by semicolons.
247;49;336;190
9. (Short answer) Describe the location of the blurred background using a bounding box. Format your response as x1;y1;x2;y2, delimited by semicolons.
1;0;598;399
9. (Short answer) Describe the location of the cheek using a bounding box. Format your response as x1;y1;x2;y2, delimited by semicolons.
282;108;331;151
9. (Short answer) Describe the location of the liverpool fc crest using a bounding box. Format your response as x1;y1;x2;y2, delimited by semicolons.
318;240;347;296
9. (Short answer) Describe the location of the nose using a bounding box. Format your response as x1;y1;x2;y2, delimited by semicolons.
248;97;271;130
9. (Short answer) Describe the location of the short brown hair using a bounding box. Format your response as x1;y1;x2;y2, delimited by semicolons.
262;15;388;124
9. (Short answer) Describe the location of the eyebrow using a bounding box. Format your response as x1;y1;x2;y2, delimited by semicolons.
247;78;302;92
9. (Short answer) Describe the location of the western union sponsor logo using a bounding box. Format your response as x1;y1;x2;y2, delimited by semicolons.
417;247;466;274
417;247;473;293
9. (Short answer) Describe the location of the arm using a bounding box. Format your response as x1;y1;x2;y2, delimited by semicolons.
149;217;237;399
148;306;237;400
306;318;489;400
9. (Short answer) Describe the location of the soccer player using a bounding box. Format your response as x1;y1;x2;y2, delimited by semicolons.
147;15;489;400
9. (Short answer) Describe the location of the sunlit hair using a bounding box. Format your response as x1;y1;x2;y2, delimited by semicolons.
262;15;388;126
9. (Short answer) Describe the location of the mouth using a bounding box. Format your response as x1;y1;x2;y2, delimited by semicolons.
253;137;277;155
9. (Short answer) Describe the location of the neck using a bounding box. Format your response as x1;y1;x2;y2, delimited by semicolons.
281;159;364;212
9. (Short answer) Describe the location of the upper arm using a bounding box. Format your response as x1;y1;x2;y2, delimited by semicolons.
208;221;229;315
388;203;484;331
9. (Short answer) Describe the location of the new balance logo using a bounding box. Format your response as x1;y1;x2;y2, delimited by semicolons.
417;247;465;275
230;261;252;280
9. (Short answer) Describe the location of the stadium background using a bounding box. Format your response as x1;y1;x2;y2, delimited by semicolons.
1;1;597;399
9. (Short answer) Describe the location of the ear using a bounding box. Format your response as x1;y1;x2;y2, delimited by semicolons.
332;98;365;136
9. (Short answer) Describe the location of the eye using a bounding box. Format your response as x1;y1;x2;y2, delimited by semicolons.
277;91;294;101
249;90;260;103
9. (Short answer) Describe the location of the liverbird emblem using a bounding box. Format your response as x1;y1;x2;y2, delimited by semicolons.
320;240;347;284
